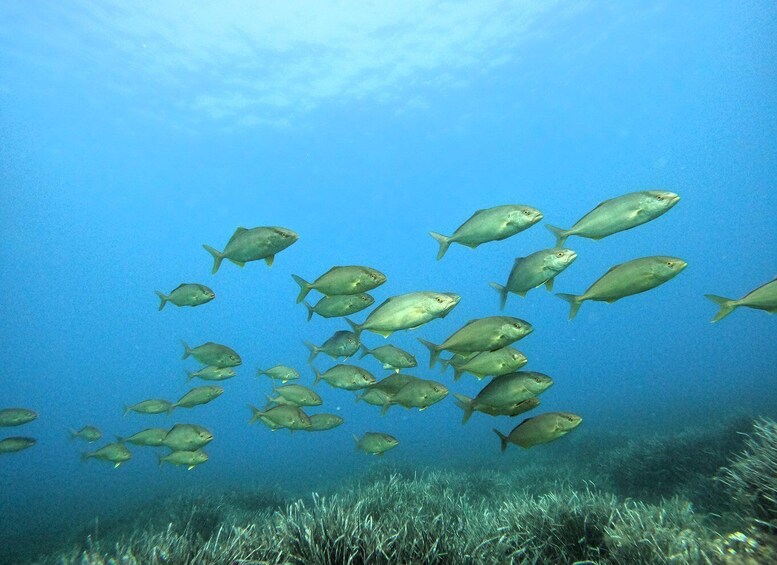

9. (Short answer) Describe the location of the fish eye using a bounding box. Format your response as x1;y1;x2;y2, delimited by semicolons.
370;273;377;280
361;296;368;301
666;261;674;267
513;323;521;329
436;297;443;303
656;195;664;201
522;209;530;215
534;377;542;383
556;252;564;257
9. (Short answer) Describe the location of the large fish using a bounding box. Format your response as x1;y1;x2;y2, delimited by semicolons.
453;371;553;424
453;396;540;423
70;426;102;443
303;414;344;432
430;205;543;260
124;399;173;416
155;283;214;311
440;347;528;381
187;366;237;382
354;432;399;456
356;374;418;407
203;226;298;273
248;404;312;431
116;428;168;447
256;365;300;383
313;364;376;391
159;449;208;470
418;316;533;368
359;343;417;373
266;384;322;407
346;291;461;338
303;294;374;321
556;256;687;319
82;442;132;467
494;412;582;450
490;248;577;309
162;424;213;451
182;341;242;368
304;331;360;363
0;437;36;454
381;379;448;415
705;278;777;322
546;191;680;247
0;408;37;427
292;266;387;303
172;386;224;410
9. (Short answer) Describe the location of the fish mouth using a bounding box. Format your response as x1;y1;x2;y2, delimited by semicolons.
446;293;462;304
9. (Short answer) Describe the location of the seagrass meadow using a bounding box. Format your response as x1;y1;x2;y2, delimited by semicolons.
1;2;776;564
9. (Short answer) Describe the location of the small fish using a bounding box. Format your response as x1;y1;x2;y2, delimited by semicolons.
418;316;533;368
557;256;687;319
124;399;173;416
203;226;299;273
0;408;37;427
304;414;345;432
430;205;543;260
440;347;528;381
182;341;242;368
0;437;36;454
303;294;374;321
354;432;399;456
173;386;224;410
313;364;376;391
159;449;209;470
187;366;237;382
304;331;360;363
358;343;417;373
248;404;312;431
382;379;448;415
546;191;680;246
256;365;300;383
266;384;322;407
116;428;168;447
69;426;102;443
346;291;461;339
453;372;553;424
494;412;582;450
356;374;418;407
155;284;215;311
82;442;132;468
705;278;777;322
162;424;214;451
292;266;387;303
490;248;577;309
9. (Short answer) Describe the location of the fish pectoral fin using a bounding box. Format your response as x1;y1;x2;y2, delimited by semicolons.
188;465;195;470
228;259;246;267
265;255;275;266
375;330;393;338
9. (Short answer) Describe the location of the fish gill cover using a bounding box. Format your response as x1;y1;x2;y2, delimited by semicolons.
0;1;776;563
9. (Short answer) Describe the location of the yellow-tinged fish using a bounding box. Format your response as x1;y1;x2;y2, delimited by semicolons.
305;331;359;363
494;412;582;450
124;399;173;416
161;424;213;451
705;278;777;322
430;205;543;260
187;366;236;382
266;384;322;407
172;386;224;409
70;426;102;443
440;347;528;381
159;449;208;470
356;374;418;407
248;404;312;431
359;343;417;373
0;408;37;427
82;442;132;467
354;432;399;455
313;364;376;391
292;266;387;303
116;428;168;447
303;293;374;321
490;248;577;308
453;372;553;424
203;226;298;273
182;341;241;368
0;437;36;454
557;256;687;319
346;291;460;339
382;378;448;415
453;396;539;424
304;414;344;432
257;365;300;383
155;284;214;311
546;191;680;246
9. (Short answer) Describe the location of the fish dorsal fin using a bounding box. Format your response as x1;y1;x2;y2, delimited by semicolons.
601;263;624;277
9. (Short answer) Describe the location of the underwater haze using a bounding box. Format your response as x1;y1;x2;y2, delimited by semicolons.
1;2;776;563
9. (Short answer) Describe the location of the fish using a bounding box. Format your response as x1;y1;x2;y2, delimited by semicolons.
356;373;418;406
0;408;37;427
556;256;687;319
430;205;543;260
82;442;132;468
248;404;312;431
0;437;36;454
161;424;214;451
159;449;208;470
124;399;173;416
266;384;322;407
172;386;224;409
440;347;528;381
182;341;242;368
546;190;680;247
187;366;237;382
382;379;448;415
155;283;215;311
304;414;345;432
292;266;387;303
116;428;168;447
313;364;376;391
453;396;540;424
359;343;418;373
256;365;300;383
494;412;583;450
354;432;399;456
452;371;553;424
203;226;298;273
705;278;777;322
490;248;578;308
303;293;374;321
346;291;461;339
304;331;359;363
418;316;533;368
69;426;102;443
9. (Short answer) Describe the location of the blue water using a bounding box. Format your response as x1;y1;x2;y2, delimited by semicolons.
1;1;776;558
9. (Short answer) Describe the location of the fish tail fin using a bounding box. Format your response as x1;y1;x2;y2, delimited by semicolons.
304;341;319;364
181;340;192;360
155;291;168;311
358;344;371;359
489;282;508;310
429;231;452;260
123;405;130;416
68;429;77;440
705;294;737;322
417;338;441;369
291;275;312;303
81;452;91;463
545;225;568;247
303;301;314;322
354;392;363;403
556;293;584;320
453;368;463;381
453;394;474;425
115;435;125;443
438;357;449;373
493;428;509;452
247;404;263;424
313;366;322;385
202;244;224;274
344;318;362;340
